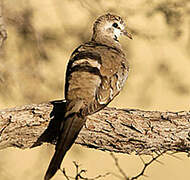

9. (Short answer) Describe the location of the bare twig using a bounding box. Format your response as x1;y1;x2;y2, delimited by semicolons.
166;151;184;160
60;161;110;180
62;168;71;180
110;152;129;180
131;151;166;179
110;151;165;180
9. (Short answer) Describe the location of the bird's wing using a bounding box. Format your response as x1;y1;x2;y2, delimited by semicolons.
95;44;129;107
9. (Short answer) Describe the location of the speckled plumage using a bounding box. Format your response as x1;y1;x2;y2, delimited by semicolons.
44;13;132;180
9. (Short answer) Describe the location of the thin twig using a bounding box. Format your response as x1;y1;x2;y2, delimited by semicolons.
166;151;183;161
61;161;110;180
131;151;166;180
110;152;130;180
61;168;70;180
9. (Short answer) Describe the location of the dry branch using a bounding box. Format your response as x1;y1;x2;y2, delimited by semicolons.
0;100;190;155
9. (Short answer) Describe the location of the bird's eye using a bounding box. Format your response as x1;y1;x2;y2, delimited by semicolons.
112;22;118;28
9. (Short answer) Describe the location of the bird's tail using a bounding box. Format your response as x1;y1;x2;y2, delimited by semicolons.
44;112;85;180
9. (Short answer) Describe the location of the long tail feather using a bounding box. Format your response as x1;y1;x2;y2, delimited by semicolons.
44;113;85;180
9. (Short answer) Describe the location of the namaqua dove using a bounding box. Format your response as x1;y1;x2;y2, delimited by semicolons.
44;13;132;180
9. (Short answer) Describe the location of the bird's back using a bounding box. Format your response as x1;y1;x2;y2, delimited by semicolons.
65;41;129;115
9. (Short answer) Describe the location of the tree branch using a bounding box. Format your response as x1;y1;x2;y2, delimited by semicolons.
0;100;190;155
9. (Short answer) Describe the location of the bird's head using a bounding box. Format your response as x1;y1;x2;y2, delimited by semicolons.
92;13;132;44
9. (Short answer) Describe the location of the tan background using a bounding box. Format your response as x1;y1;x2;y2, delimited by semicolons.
1;0;190;179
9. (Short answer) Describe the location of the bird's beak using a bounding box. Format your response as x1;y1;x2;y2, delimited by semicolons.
122;29;133;39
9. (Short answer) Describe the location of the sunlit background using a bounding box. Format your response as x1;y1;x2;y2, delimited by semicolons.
1;0;190;179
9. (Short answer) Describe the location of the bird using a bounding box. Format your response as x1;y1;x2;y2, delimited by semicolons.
44;13;132;180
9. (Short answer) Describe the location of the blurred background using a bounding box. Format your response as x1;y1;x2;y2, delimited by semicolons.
0;0;190;179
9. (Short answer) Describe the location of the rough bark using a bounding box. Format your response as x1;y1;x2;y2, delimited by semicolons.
0;100;190;155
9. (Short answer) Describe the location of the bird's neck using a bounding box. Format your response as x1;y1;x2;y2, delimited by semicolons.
91;33;122;51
